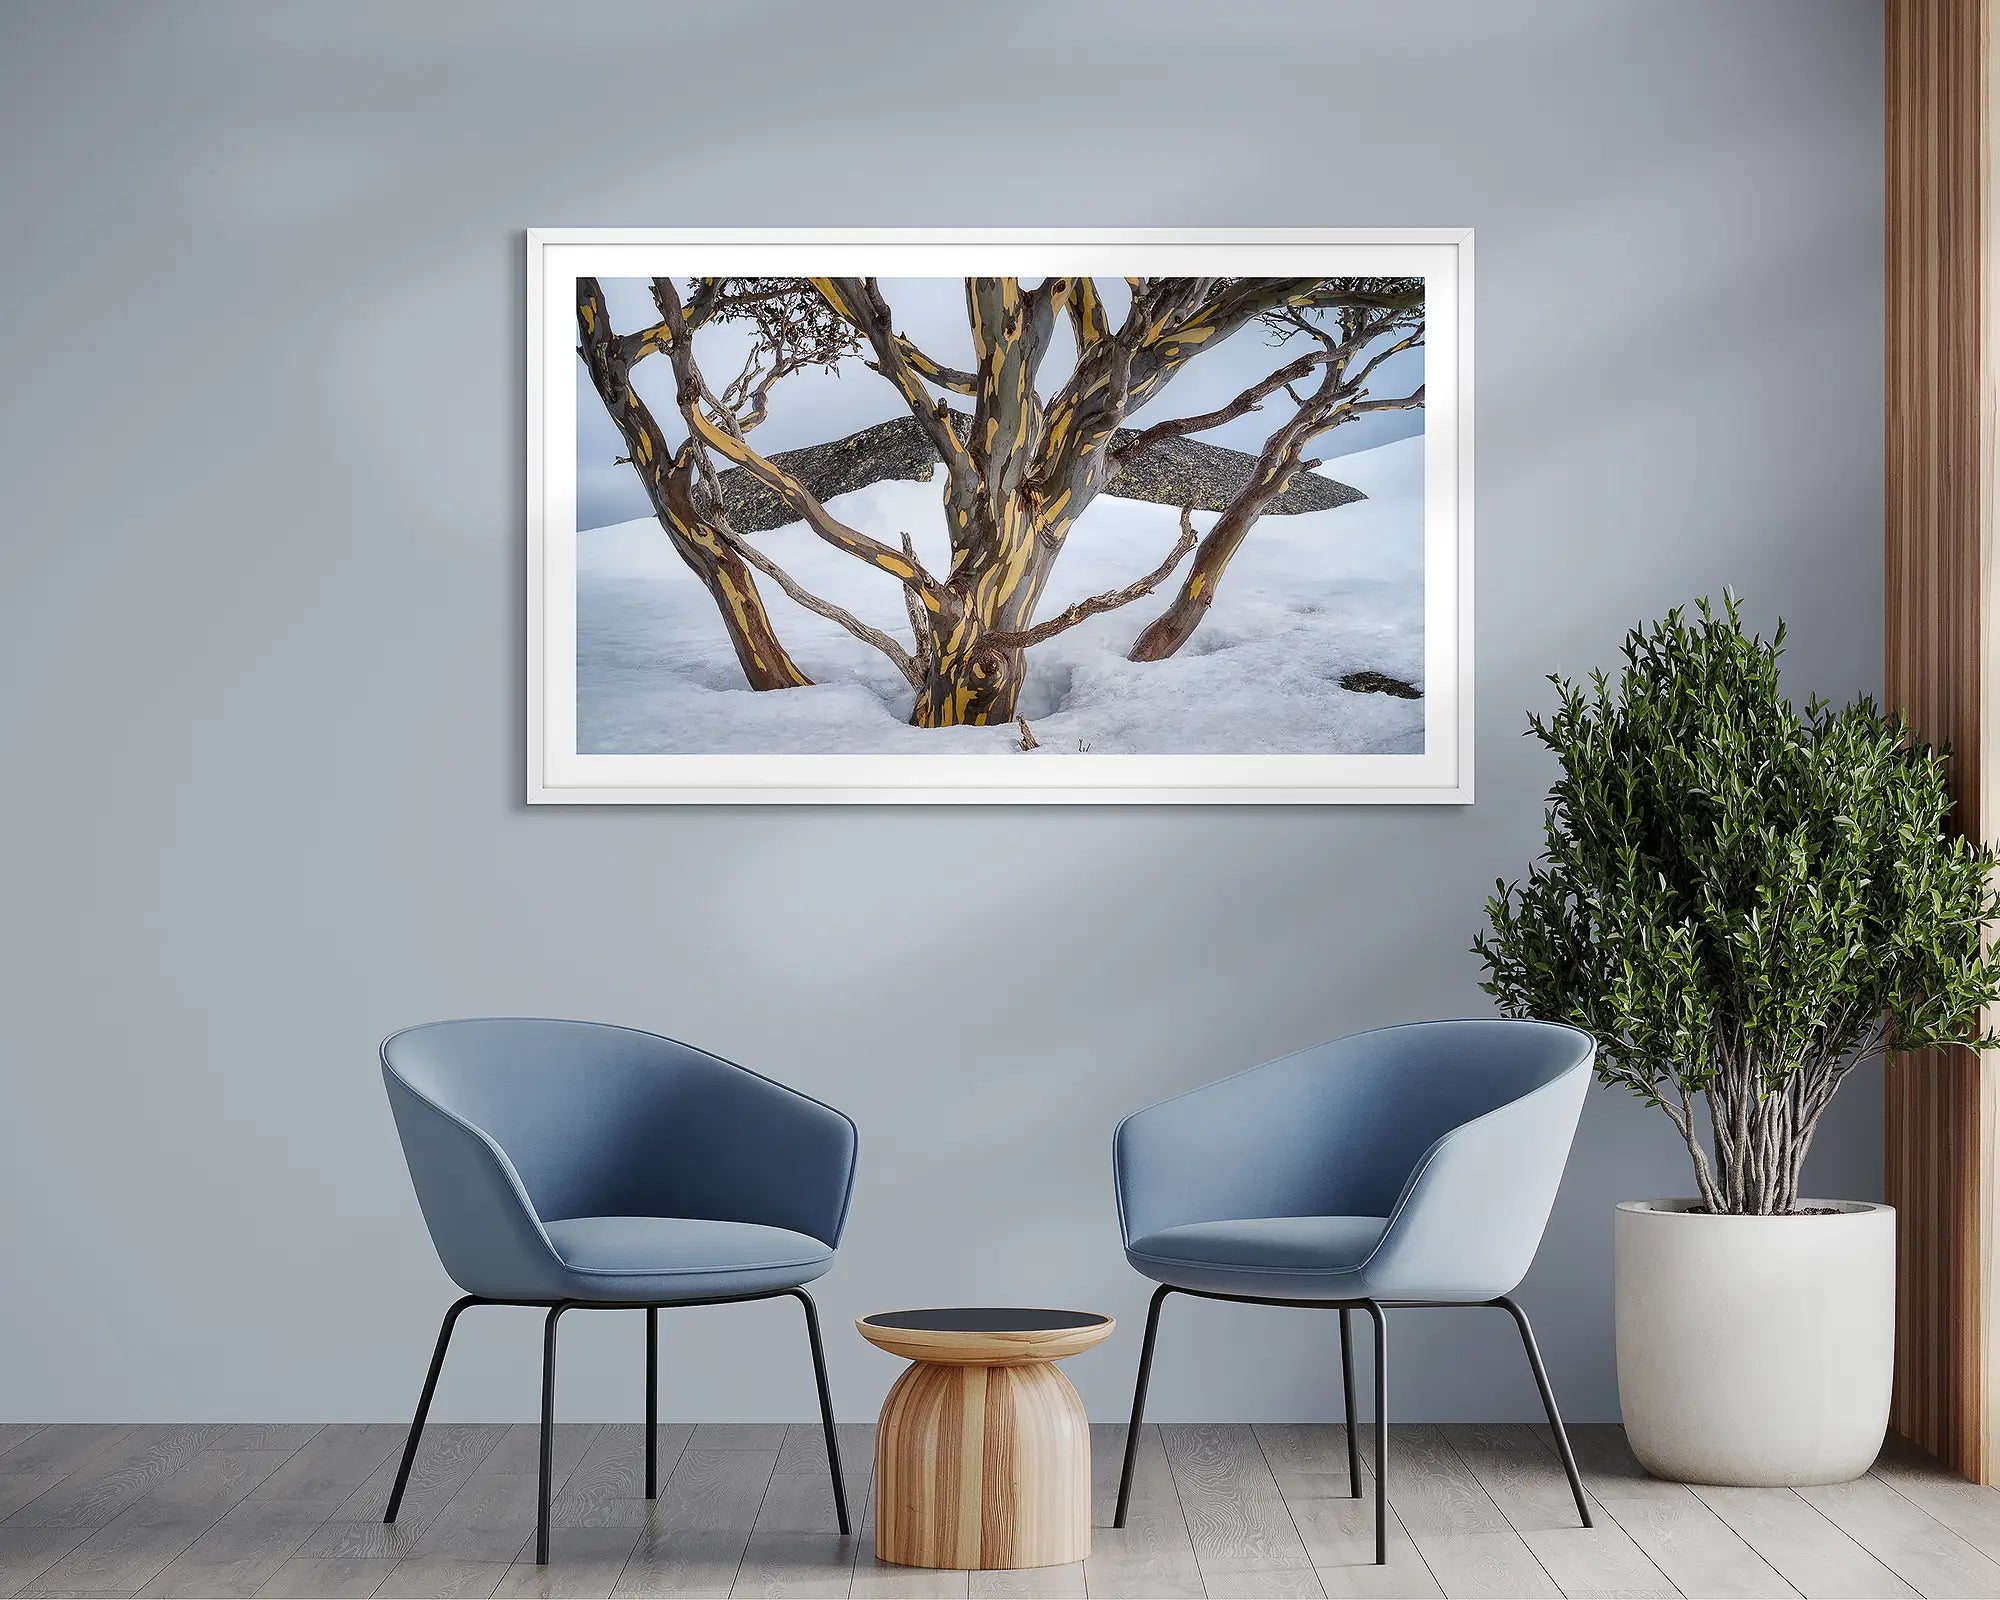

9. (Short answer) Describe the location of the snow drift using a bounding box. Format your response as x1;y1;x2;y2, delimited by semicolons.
576;434;1426;757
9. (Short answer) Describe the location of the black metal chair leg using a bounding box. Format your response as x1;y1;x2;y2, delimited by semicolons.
1338;1306;1362;1499
1113;1285;1171;1529
1364;1301;1388;1566
384;1295;479;1523
536;1303;570;1565
791;1289;851;1536
645;1308;659;1499
1496;1295;1591;1528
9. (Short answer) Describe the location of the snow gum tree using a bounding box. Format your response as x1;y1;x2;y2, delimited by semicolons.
579;275;1425;727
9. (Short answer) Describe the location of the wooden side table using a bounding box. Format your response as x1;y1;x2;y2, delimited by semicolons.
857;1307;1114;1571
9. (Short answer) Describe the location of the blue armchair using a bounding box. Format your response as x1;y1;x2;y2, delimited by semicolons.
1111;1019;1595;1565
380;1018;857;1564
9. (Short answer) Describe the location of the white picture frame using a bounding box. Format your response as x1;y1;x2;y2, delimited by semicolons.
528;229;1472;804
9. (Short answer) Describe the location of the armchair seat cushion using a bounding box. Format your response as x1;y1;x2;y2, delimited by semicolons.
1126;1215;1389;1299
542;1216;834;1303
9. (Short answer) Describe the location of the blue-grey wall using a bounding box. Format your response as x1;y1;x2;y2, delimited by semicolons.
0;0;1883;1424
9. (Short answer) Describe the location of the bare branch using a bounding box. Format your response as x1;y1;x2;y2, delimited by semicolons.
1291;281;1427;316
704;512;923;690
681;278;724;330
899;532;934;672
1067;277;1110;350
1349;386;1425;415
1261;304;1345;352
652;278;949;604
1109;329;1370;463
894;339;976;395
811;277;972;468
1029;277;1338;523
981;509;1201;654
1340;326;1424;397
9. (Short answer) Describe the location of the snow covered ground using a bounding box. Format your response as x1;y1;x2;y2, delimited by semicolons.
576;434;1426;756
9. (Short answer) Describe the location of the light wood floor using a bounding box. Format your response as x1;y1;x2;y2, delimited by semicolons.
2;1421;1999;1598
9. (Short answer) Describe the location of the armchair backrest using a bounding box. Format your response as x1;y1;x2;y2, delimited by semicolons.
1114;1019;1595;1292
1359;1021;1593;1298
382;1019;858;1298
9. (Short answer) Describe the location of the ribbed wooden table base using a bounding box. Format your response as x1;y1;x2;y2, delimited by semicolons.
874;1357;1092;1570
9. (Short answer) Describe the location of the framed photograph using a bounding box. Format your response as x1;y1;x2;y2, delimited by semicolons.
528;229;1471;804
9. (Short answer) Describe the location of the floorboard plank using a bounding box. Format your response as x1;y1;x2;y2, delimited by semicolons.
771;1428;869;1485
209;1429;324;1455
411;1477;546;1565
1263;1425;1439;1597
1285;1495;1439;1598
298;1427;505;1560
611;1446;777;1598
132;1451;295;1521
1872;1435;2000;1563
1440;1426;1674;1599
1161;1423;1314;1569
255;1554;396;1597
845;1553;968;1598
1556;1429;1684;1509
751;1471;842;1536
1257;1425;1371;1502
418;1431;600;1568
1379;1428;1509;1539
0;1526;95;1598
1692;1484;1916;1599
1084;1425;1202;1600
29;1450;296;1595
1556;1426;1790;1598
475;1430;600;1484
554;1428;691;1532
1797;1472;2000;1598
0;1487;65;1528
14;1587;150;1597
1597;1493;1797;1599
725;1534;852;1600
0;1432;129;1485
1517;1524;1677;1600
964;1561;1085;1597
136;1497;341;1598
4;1431;223;1530
378;1556;509;1597
494;1526;641;1599
728;1468;859;1598
23;1516;210;1596
1439;1425;1591;1535
689;1430;786;1455
1410;1531;1562;1599
250;1427;404;1505
1194;1553;1327;1595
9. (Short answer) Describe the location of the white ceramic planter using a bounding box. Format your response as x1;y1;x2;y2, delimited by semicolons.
1615;1199;1894;1486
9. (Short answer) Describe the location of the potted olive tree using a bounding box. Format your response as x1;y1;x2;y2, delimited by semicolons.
1475;597;2000;1486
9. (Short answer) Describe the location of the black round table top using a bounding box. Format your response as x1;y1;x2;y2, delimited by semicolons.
861;1306;1110;1334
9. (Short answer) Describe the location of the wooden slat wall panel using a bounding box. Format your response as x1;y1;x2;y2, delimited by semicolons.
1884;0;1995;1481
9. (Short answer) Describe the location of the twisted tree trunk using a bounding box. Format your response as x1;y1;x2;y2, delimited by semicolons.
1130;326;1423;663
814;275;1331;726
910;495;1059;726
1128;449;1304;662
576;279;809;692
